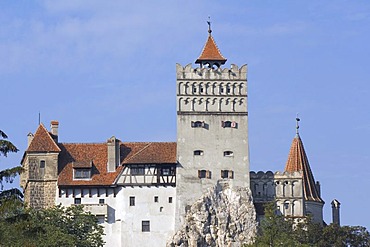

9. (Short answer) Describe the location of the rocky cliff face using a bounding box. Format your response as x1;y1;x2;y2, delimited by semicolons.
168;182;257;247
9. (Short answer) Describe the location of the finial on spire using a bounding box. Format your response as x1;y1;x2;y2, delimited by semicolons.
296;113;300;136
207;16;212;34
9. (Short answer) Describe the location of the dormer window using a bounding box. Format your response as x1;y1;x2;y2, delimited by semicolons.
72;160;92;180
191;121;205;128
194;150;204;156
221;121;237;128
74;169;91;179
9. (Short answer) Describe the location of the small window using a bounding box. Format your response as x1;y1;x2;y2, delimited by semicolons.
74;169;91;179
221;121;237;128
191;121;205;128
160;207;163;212
193;150;204;156
193;86;197;93
169;197;173;203
99;199;105;204
221;170;234;179
154;196;159;203
220;86;224;93
161;167;171;175
74;198;81;204
40;160;45;168
142;221;150;232
226;85;231;94
129;196;135;206
198;170;211;179
200;86;204;93
224;151;234;157
131;166;145;175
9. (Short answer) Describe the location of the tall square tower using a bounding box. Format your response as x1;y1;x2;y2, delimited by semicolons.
175;26;250;229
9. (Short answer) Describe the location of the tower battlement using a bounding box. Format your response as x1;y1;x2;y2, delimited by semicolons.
176;63;247;80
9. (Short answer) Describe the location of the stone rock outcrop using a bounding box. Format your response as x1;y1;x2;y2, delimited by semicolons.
168;182;257;247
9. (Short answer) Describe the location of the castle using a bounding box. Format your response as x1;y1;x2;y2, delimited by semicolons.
20;25;333;246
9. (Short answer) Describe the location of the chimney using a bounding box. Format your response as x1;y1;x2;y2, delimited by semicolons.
27;132;34;147
50;120;59;142
331;199;341;225
107;136;120;172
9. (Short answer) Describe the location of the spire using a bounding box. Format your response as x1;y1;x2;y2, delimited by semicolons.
285;119;323;203
195;19;227;68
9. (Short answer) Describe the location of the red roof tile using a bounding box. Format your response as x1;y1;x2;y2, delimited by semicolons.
122;142;177;164
27;124;61;152
285;134;323;203
195;35;227;64
58;142;177;186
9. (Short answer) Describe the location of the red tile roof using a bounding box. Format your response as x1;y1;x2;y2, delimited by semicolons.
58;142;177;186
285;134;323;203
27;124;61;152
195;35;227;64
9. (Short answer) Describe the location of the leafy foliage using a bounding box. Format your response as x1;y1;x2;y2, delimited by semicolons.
246;202;370;247
0;205;105;247
0;130;23;203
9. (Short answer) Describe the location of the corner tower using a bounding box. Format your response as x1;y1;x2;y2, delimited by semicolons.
175;24;250;229
284;118;324;223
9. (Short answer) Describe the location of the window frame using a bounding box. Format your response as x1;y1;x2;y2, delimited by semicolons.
142;220;150;232
74;168;91;180
129;196;135;206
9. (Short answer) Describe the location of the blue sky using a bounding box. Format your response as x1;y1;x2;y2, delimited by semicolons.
1;1;370;229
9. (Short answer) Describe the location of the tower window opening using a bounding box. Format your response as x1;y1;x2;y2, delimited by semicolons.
226;85;231;94
200;86;204;93
224;151;234;157
220;86;224;94
221;121;237;128
154;196;159;203
193;86;197;93
40;160;45;168
194;150;204;156
221;170;234;179
198;170;211;179
191;121;205;128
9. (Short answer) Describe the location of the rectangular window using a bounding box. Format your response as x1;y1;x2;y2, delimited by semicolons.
191;121;205;128
131;166;145;175
161;168;170;175
221;170;234;179
129;196;135;206
74;169;91;179
142;220;150;232
40;160;45;168
198;170;211;179
74;198;81;204
193;150;204;156
99;199;105;204
154;196;159;203
169;197;173;203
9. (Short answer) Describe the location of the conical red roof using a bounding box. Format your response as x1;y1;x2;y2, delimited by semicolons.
195;35;227;64
285;134;323;203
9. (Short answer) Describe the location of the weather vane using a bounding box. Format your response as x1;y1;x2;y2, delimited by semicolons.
207;16;212;34
296;113;300;135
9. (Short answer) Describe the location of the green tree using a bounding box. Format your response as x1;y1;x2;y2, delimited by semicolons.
247;202;370;247
248;202;299;246
0;130;23;205
0;205;104;247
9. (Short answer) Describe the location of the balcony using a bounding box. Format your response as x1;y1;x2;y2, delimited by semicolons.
82;203;108;218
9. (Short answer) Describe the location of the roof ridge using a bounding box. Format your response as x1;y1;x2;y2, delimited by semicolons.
123;142;153;163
